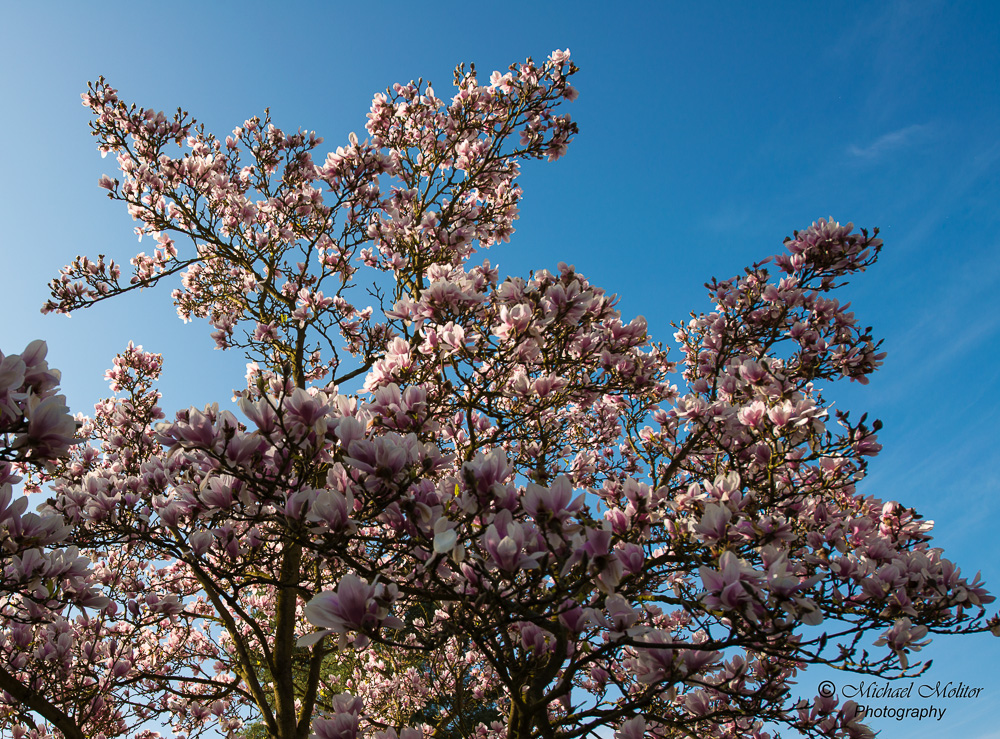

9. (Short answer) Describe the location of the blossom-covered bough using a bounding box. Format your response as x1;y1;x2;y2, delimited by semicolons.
3;49;995;739
0;342;113;739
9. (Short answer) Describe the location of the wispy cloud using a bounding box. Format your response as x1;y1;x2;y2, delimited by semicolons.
703;203;754;234
847;123;932;159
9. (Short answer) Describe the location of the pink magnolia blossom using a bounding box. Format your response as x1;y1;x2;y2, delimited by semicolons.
302;574;404;648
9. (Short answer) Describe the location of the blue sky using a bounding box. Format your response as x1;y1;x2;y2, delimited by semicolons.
1;1;998;737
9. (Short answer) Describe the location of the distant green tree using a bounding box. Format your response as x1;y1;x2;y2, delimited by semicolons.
236;628;503;739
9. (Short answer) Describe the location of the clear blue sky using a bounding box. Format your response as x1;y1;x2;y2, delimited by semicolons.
2;2;998;737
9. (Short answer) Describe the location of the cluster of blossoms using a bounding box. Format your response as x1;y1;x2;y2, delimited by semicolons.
4;50;997;739
0;344;118;739
0;341;76;466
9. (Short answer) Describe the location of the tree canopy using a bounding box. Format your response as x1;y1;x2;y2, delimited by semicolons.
1;50;996;739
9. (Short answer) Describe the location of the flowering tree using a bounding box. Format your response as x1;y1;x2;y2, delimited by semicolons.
3;50;996;739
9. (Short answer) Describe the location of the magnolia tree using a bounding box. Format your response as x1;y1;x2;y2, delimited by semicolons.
2;50;996;739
